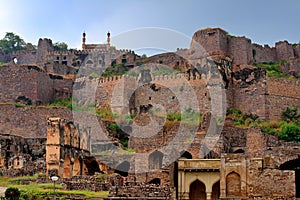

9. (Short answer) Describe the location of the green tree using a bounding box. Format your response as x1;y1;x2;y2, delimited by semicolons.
279;124;300;142
0;32;26;53
53;42;68;51
25;42;36;51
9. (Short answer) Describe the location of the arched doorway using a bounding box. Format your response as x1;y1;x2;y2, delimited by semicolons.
212;180;220;200
72;158;81;176
148;178;161;185
63;156;71;178
226;172;241;196
180;150;192;159
189;179;206;200
280;158;300;198
149;151;163;170
114;161;130;177
84;157;101;175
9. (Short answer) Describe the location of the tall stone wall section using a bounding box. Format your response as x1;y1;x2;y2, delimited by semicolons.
275;41;295;61
191;28;228;57
10;51;37;64
251;44;276;64
230;68;269;119
266;77;300;120
228;36;252;65
191;28;300;65
0;65;51;104
0;65;73;105
0;104;72;138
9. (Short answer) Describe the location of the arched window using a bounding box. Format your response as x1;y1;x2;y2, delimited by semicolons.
149;151;163;170
226;172;241;196
63;156;71;178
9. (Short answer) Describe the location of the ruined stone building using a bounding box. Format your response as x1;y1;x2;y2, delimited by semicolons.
0;28;299;199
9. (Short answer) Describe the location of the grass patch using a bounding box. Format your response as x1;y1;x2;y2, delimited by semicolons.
254;61;297;79
0;175;108;199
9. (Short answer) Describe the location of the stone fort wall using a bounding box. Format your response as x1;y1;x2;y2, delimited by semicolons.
191;28;300;65
0;104;72;138
0;65;73;105
266;77;300;120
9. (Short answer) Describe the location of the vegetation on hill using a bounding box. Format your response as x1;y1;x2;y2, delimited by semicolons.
0;174;108;199
227;107;300;142
53;42;68;51
254;61;300;79
102;63;129;77
0;32;36;54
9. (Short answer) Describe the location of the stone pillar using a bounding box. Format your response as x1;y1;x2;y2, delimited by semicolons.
220;155;226;198
206;192;212;200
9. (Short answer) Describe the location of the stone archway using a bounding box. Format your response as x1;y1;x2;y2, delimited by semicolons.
189;179;206;200
148;178;161;185
72;158;81;176
280;158;300;198
212;180;220;200
114;161;130;177
149;150;163;170
226;172;241;197
180;150;193;159
63;156;71;178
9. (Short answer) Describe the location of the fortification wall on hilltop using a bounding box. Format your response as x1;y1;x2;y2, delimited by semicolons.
192;28;228;57
96;74;211;115
275;41;294;61
0;65;49;104
228;36;252;65
251;43;276;64
141;52;190;72
230;68;269;119
0;65;73;105
294;44;300;58
10;50;37;64
287;58;300;74
0;104;72;138
191;28;300;65
266;77;300;119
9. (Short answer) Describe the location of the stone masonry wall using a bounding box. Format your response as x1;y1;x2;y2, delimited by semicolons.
228;36;252;65
251;43;277;64
275;41;295;61
0;65;43;104
191;28;228;57
0;65;73;105
0;104;72;138
231;68;269;119
247;160;295;199
266;77;300;120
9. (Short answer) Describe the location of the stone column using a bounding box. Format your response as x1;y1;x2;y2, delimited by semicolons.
206;192;212;200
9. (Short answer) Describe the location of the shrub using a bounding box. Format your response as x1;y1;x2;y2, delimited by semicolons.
5;187;20;200
89;72;99;79
278;123;300;142
15;103;26;108
46;98;72;109
108;123;120;131
282;107;300;122
167;112;181;121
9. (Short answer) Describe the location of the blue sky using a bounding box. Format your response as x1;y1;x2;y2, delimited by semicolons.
0;0;299;54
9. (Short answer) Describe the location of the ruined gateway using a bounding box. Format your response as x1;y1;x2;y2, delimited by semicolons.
0;28;299;200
